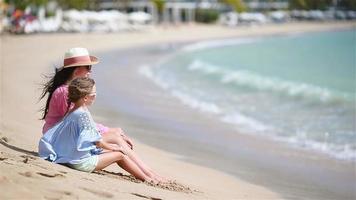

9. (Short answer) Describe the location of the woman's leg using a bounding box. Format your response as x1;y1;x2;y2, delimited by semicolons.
95;151;150;182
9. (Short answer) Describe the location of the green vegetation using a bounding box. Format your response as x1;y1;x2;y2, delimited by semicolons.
151;0;165;23
4;0;48;10
338;0;356;10
195;9;219;23
151;0;165;13
288;0;356;10
289;0;331;10
220;0;246;13
56;0;88;10
5;0;89;10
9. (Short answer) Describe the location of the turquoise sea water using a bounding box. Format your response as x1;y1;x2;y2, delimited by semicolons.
140;30;356;160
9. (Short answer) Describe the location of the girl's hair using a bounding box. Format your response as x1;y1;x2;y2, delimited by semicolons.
39;67;76;120
68;77;95;103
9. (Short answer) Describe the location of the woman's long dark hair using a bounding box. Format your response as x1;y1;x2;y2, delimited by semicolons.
39;67;76;120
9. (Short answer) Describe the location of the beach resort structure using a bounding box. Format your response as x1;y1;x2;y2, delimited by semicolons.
246;0;289;11
97;0;289;24
98;0;216;24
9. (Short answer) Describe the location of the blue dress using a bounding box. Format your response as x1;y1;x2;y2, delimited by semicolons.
39;107;102;164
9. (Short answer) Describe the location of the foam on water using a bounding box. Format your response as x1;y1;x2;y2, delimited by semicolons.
170;90;221;114
140;63;356;161
275;132;356;161
182;38;259;52
188;59;353;103
139;30;356;161
139;65;170;90
139;65;221;114
221;113;273;133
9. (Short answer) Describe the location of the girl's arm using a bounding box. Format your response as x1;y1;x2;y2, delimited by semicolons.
95;139;125;154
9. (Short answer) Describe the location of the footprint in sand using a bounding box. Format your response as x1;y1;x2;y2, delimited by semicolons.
82;177;95;182
19;171;34;178
36;172;65;178
1;136;9;143
44;190;74;200
0;157;8;161
20;155;37;163
58;191;72;196
20;171;64;178
131;193;163;200
80;187;114;198
54;190;73;197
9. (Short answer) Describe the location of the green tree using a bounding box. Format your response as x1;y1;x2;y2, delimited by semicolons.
289;0;308;9
5;0;48;10
195;9;219;23
32;0;48;7
338;0;356;10
307;0;332;10
220;0;246;13
289;0;332;10
151;0;165;13
151;0;165;23
57;0;89;10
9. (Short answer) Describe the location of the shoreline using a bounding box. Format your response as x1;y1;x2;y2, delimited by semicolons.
92;30;355;199
1;21;355;199
141;28;356;163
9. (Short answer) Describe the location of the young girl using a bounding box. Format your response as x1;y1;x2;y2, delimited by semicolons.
39;77;153;182
39;47;164;182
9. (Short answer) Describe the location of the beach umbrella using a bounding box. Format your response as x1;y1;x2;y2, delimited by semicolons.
128;11;152;24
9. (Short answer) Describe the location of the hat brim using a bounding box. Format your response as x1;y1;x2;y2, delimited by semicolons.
62;56;99;69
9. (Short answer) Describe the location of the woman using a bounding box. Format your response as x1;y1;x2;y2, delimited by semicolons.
39;77;152;182
40;47;164;182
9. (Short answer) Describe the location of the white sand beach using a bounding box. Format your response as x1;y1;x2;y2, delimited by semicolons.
0;21;355;199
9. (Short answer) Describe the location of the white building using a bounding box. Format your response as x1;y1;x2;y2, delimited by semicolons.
245;0;289;11
98;0;222;24
97;0;290;24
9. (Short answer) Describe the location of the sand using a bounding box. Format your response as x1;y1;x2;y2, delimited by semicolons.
0;21;355;199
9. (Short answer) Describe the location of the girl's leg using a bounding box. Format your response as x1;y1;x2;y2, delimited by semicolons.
115;157;151;182
95;151;151;182
101;130;159;179
95;151;123;170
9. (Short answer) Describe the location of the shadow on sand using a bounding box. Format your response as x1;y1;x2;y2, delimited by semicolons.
0;137;38;156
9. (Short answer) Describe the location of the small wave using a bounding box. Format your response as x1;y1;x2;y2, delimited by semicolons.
182;38;259;52
221;71;353;102
221;113;272;133
171;90;221;114
187;59;353;103
138;65;170;90
222;113;356;161
188;59;224;74
139;65;221;114
140;64;355;161
276;132;356;161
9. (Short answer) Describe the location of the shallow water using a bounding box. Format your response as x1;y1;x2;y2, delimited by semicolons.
140;29;356;161
93;37;356;199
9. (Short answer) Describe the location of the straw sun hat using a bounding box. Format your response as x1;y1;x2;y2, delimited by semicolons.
59;47;99;70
